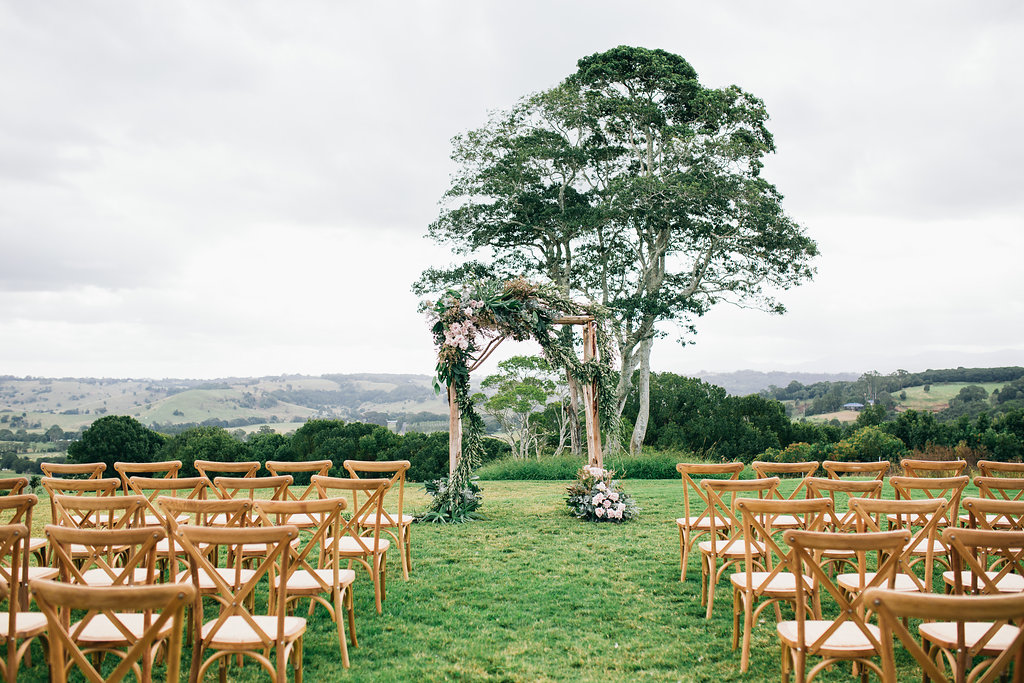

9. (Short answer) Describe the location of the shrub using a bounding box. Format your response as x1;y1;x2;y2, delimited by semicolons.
761;441;834;464
830;425;907;463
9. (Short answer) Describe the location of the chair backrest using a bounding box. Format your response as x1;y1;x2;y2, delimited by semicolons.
962;496;1024;532
343;459;411;524
942;527;1024;596
0;477;27;495
787;529;911;661
31;579;194;683
974;476;1024;504
113;460;182;494
848;497;948;591
265;460;333;501
41;478;122;531
156;496;252;530
253;497;348;594
889;475;970;527
866;588;1024;683
40;461;107;479
127;476;208;524
821;460;889;480
47;524;164;587
900;458;968;478
736;497;833;595
193;460;260;480
51;493;146;532
675;462;744;528
0;523;28;624
175;524;296;654
751;461;819;500
701;477;780;541
977;460;1024;478
211;475;292;503
805;477;884;530
312;475;390;554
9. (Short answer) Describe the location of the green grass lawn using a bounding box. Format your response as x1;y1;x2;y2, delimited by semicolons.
11;478;977;681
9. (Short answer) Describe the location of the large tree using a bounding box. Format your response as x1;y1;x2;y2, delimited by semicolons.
419;46;817;453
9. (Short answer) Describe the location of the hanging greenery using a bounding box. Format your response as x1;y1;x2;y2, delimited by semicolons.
421;277;617;521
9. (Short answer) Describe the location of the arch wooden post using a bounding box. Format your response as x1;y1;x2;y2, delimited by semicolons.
581;318;603;469
448;382;461;477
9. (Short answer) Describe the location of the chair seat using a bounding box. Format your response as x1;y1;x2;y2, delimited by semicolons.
0;611;48;638
238;537;301;555
25;566;59;581
958;512;1014;528
79;567;155;586
920;622;1021;653
28;537;46;552
942;570;1024;593
72;613;176;643
202;615;306;645
325;536;391;554
698;539;764;558
284;513;319;528
357;513;415;527
887;512;949;527
176;567;257;590
730;571;809;594
764;514;802;529
274;568;357;592
777;620;881;656
906;538;947;555
837;572;921;593
676;515;729;530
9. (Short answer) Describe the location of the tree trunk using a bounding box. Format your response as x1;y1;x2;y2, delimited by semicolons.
629;336;654;455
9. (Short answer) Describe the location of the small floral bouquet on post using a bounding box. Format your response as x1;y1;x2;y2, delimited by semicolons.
565;465;639;523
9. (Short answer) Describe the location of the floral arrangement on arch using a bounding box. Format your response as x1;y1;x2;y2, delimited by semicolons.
420;277;616;521
566;466;639;523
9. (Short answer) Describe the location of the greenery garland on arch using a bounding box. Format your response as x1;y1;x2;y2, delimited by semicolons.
421;277;617;521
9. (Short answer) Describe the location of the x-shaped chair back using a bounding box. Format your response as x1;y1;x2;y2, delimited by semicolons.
157;496;252;530
975;477;1024;505
0;495;38;612
51;493;145;533
889;475;969;528
0;477;27;495
0;523;27;617
737;497;833;597
900;459;968;478
978;460;1024;478
194;460;261;481
212;475;292;503
312;476;390;557
677;462;744;530
46;524;163;588
254;497;347;597
751;461;819;502
175;523;298;681
265;460;333;502
31;579;194;683
963;497;1024;532
849;497;948;591
113;460;181;494
822;460;889;481
41;477;119;531
127;475;208;526
805;477;884;531
342;459;411;527
40;462;106;479
787;529;911;671
942;527;1024;596
702;477;781;544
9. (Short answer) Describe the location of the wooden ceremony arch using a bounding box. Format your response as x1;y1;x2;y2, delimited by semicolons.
447;316;603;477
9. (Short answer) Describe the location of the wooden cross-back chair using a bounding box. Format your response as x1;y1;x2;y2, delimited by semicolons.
804;478;885;575
211;476;293;552
867;588;1024;683
344;459;414;580
50;494;148;569
731;497;833;673
0;479;45;571
41;477;120;536
255;497;357;668
821;460;889;481
942;527;1024;596
978;460;1024;478
780;528;911;683
0;478;26;495
31;579;194;683
847;497;948;593
313;475;391;614
963;497;1024;534
194;460;261;481
265;460;333;529
0;494;55;604
675;462;745;582
974;477;1024;516
0;523;46;683
113;460;181;494
751;462;820;531
176;523;304;683
126;475;208;528
900;458;968;478
47;524;163;589
699;477;780;619
889;475;969;528
40;462;106;479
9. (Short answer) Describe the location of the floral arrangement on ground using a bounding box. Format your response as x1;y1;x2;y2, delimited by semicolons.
566;466;639;523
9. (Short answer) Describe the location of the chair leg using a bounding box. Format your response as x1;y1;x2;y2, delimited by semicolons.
740;592;753;673
347;586;358;648
679;525;688;582
705;555;717;619
335;589;350;668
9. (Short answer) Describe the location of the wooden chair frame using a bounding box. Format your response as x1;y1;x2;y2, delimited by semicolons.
964;497;1024;533
40;477;120;545
156;497;256;590
176;523;304;683
0;478;26;495
804;476;884;536
732;497;833;672
126;475;208;528
975;477;1024;505
867;588;1024;683
344;459;414;580
889;475;969;531
751;462;821;531
675;462;745;582
313;475;391;614
113;460;181;494
0;494;52;608
194;460;261;481
821;460;889;481
978;461;1024;478
900;458;968;478
700;477;780;619
255;497;356;667
943;527;1024;596
782;529;911;683
847;497;948;592
40;462;106;479
0;523;45;683
31;579;193;683
46;525;163;589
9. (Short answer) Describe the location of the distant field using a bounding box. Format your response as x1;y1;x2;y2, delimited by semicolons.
804;409;860;424
898;381;1004;412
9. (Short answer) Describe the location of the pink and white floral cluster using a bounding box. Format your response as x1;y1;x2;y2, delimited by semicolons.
566;466;638;523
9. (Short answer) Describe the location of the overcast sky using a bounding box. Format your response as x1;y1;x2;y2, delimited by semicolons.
2;1;1022;380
